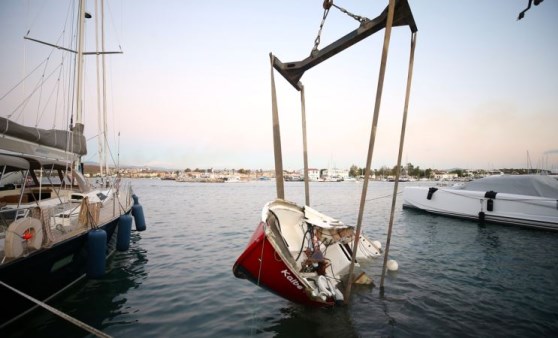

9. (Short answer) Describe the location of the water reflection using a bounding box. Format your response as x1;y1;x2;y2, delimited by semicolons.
475;224;501;252
2;232;148;337
260;304;360;338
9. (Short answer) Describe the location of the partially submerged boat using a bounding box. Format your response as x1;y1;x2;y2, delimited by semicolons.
234;0;418;306
403;175;558;230
233;200;381;306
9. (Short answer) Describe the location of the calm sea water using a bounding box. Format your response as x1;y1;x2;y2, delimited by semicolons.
3;179;558;337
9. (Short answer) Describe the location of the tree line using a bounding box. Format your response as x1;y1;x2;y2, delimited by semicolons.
348;163;540;179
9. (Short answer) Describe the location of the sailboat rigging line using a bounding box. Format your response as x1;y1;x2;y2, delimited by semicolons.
269;54;285;199
33;35;66;128
0;59;48;102
35;58;47;126
380;31;417;290
344;0;397;304
0;281;112;338
104;0;125;52
52;59;65;129
7;63;64;120
37;66;65;127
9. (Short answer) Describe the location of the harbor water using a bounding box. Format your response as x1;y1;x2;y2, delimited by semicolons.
3;179;558;337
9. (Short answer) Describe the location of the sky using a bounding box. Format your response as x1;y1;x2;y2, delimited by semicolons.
1;0;557;171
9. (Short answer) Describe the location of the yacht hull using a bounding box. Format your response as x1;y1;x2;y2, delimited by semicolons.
0;211;129;327
403;186;558;231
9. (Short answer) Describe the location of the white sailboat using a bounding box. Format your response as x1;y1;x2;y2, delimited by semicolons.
0;0;146;327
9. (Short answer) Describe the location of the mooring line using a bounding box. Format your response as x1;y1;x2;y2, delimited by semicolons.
0;280;111;338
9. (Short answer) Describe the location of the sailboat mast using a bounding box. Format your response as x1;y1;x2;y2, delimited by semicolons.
94;0;109;179
75;0;86;128
101;0;109;177
94;0;104;178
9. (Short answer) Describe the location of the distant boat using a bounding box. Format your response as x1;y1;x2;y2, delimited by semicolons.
320;176;342;182
224;176;241;183
403;175;558;230
388;177;410;182
0;0;146;326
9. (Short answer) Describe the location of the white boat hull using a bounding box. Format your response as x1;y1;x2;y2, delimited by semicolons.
403;186;558;231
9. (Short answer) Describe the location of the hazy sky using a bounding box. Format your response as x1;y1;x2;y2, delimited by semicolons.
1;1;557;171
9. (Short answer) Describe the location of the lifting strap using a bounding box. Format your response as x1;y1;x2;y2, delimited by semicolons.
344;0;399;303
269;54;285;199
380;30;418;290
300;85;310;206
269;57;311;206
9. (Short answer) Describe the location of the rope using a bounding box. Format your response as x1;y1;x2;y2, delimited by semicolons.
0;280;111;338
380;31;418;290
367;190;403;202
344;0;397;304
256;222;266;286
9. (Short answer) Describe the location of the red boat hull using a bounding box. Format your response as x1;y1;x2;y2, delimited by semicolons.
233;221;333;307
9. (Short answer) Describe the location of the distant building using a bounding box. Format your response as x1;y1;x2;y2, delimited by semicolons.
297;168;320;181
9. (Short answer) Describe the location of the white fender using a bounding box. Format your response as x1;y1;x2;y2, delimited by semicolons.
4;217;43;258
325;276;344;302
317;275;333;298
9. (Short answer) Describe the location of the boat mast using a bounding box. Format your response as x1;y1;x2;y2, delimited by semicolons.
94;0;104;178
71;0;88;173
94;0;109;180
75;0;86;131
101;0;109;177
